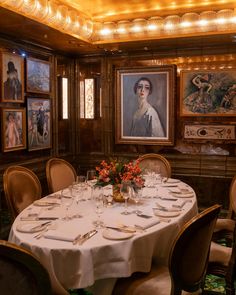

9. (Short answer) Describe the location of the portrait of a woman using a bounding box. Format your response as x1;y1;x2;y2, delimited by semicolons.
130;77;165;137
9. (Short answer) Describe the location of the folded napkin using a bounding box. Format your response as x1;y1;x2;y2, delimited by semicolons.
44;229;79;242
44;222;94;242
38;208;61;219
172;200;192;208
142;187;156;198
133;219;160;230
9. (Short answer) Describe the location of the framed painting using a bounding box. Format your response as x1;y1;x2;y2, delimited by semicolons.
115;65;176;145
27;97;51;151
1;52;24;102
180;69;236;116
26;57;51;94
1;108;26;152
184;124;235;142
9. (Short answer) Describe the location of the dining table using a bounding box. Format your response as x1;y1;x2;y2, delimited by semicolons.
8;177;198;295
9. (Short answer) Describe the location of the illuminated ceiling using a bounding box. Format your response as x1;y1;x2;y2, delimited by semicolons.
61;0;236;22
0;0;236;54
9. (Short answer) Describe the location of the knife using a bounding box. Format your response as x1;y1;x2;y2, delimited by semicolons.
106;226;136;233
20;217;58;221
153;207;181;212
78;230;98;245
72;233;81;245
31;221;52;231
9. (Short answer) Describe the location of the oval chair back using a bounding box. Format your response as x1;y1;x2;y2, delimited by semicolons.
138;153;171;178
46;157;77;193
3;165;42;220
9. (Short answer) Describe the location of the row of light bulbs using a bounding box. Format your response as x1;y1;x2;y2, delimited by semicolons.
0;0;236;43
0;0;93;39
94;9;236;41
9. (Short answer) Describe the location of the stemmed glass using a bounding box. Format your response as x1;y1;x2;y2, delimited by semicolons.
120;180;131;215
77;175;87;201
132;184;143;214
61;187;73;220
86;170;97;183
92;186;104;228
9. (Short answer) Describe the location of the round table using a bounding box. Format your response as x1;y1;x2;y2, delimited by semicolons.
8;179;198;295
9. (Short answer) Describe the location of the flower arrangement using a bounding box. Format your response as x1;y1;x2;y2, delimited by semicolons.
95;158;144;187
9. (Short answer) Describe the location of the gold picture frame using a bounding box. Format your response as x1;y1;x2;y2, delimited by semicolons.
1;108;26;152
180;69;236;116
1;52;24;102
115;65;176;145
26;57;51;94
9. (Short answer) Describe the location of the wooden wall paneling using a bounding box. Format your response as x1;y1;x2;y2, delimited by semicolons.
200;155;227;177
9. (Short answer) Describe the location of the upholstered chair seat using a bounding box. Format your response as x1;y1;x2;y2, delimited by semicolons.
112;264;201;295
112;204;221;295
209;241;232;266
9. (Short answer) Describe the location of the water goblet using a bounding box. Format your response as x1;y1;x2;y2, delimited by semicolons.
120;180;131;215
91;186;104;228
61;187;73;220
77;175;87;200
132;185;143;214
86;170;97;184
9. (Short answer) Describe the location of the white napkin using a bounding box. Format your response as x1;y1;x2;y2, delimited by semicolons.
38;208;61;219
172;200;192;209
133;218;160;230
44;229;79;242
142;187;156;198
44;221;94;242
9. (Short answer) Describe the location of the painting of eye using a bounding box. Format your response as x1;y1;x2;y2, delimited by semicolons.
198;129;207;136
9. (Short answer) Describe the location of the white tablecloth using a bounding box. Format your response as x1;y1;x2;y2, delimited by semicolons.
8;180;198;295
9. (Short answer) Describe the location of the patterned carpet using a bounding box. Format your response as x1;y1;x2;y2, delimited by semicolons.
68;275;226;295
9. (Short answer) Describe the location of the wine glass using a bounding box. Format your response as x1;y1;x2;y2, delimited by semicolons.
132;184;143;214
86;170;97;183
120;180;131;215
77;175;87;201
91;186;104;228
61;187;73;220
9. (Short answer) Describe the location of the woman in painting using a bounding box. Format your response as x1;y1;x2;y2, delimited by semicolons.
5;112;20;148
130;77;165;137
184;74;213;113
4;61;22;100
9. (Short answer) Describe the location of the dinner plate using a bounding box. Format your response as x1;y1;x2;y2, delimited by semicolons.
171;192;194;198
165;178;181;184
153;210;181;218
16;222;48;233
102;228;134;240
33;200;60;207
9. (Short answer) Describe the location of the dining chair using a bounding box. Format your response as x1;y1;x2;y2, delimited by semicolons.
3;165;42;221
0;239;52;295
138;153;172;178
213;175;236;245
112;204;221;295
46;157;77;193
203;224;236;295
